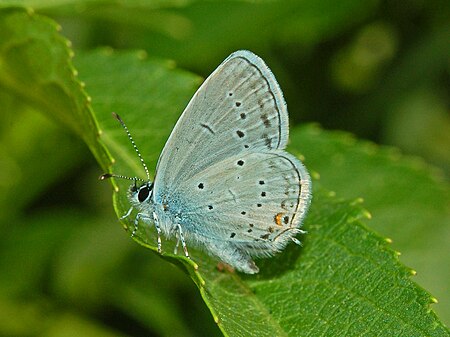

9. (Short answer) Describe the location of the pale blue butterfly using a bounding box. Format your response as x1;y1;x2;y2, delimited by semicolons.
101;50;312;273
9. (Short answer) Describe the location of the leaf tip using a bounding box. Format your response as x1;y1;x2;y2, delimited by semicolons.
350;197;364;206
362;209;372;219
384;237;393;244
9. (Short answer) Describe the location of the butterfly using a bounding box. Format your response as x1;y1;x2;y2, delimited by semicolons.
101;50;312;273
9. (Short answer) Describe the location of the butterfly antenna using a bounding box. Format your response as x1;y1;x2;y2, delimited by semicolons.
99;173;145;183
112;112;151;181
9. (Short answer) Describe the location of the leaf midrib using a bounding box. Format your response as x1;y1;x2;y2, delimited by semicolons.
209;272;289;337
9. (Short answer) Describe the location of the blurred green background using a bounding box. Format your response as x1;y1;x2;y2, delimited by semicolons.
0;1;449;336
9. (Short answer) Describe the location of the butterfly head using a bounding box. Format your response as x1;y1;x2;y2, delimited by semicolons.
128;181;153;207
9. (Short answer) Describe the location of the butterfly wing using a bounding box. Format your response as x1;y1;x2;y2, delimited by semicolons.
153;50;289;195
173;151;311;251
152;50;311;272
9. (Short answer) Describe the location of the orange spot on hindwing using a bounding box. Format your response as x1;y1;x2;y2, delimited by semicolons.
274;212;284;226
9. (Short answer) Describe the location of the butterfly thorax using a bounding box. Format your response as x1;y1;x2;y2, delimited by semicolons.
129;182;184;238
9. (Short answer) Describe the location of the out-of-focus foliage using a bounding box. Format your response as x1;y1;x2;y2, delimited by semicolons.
0;1;448;336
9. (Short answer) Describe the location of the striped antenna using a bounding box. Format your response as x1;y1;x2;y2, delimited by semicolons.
112;112;151;181
99;173;145;183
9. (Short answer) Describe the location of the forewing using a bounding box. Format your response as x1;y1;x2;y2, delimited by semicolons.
154;50;289;198
172;151;311;257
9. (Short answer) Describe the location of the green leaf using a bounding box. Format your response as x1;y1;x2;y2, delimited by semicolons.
1;7;447;336
290;126;450;322
70;33;450;337
1;0;379;70
0;7;111;169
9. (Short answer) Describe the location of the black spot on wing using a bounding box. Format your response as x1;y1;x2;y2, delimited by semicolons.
200;123;215;134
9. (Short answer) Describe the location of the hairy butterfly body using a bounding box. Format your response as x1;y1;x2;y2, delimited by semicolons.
103;50;312;274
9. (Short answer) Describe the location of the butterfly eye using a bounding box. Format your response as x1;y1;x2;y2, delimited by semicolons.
138;185;150;202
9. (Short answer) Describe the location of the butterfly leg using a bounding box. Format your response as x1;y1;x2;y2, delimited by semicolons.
291;237;302;246
288;228;306;246
131;212;141;238
152;212;162;253
174;235;180;255
132;212;152;238
176;224;190;259
120;206;133;220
